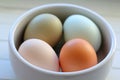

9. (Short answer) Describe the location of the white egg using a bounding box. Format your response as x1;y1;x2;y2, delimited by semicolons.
63;15;102;51
18;39;59;71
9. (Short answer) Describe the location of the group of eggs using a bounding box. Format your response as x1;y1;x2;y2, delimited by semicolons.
18;13;102;72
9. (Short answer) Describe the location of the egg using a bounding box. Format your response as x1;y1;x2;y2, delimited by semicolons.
18;39;59;71
59;39;98;72
24;13;62;47
63;14;102;51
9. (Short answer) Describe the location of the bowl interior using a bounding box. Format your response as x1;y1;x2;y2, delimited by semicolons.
13;4;113;66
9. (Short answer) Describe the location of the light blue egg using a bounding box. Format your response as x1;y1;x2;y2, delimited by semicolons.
63;15;102;51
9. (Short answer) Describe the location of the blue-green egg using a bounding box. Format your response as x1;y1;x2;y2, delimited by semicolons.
63;14;102;51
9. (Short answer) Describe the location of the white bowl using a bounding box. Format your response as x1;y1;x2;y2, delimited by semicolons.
8;3;116;80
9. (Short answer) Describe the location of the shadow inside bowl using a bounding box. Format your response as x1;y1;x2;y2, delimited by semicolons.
13;4;112;65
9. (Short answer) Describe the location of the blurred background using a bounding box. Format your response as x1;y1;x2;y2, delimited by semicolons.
0;0;120;80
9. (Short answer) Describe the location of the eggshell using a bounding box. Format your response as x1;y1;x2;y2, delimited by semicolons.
63;14;102;51
59;39;98;72
18;39;59;71
24;13;62;47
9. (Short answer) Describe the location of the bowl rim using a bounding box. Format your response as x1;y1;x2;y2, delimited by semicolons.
8;3;116;76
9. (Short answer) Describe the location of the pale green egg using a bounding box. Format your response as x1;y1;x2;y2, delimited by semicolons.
24;13;62;47
63;15;102;51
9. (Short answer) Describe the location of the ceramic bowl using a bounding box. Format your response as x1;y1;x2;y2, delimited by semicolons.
8;3;116;80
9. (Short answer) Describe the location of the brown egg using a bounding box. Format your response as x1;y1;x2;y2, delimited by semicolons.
59;38;98;72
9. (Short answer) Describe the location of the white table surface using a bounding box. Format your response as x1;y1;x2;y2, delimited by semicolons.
0;0;120;80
